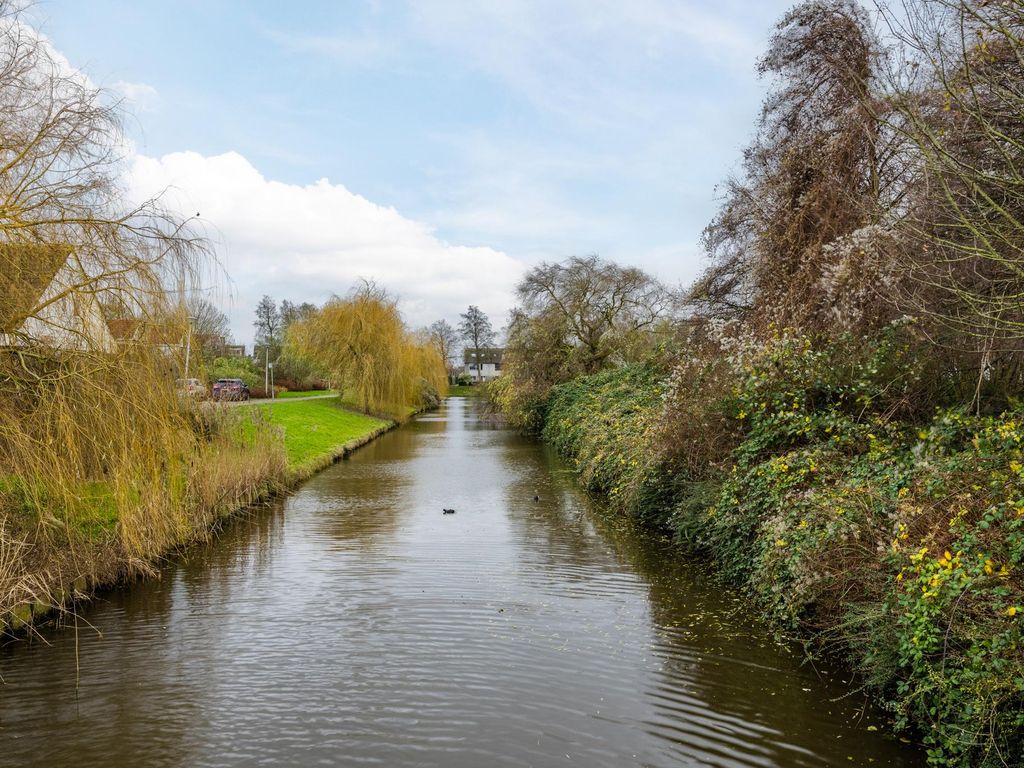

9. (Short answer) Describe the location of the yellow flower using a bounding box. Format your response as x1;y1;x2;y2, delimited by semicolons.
775;539;787;547
1008;606;1018;617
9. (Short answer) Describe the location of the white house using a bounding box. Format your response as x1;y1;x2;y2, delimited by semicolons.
0;242;116;352
463;347;504;382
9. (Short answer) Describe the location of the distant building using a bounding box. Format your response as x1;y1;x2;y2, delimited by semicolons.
463;347;504;382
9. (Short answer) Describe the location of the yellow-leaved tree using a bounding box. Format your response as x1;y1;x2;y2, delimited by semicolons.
289;284;447;418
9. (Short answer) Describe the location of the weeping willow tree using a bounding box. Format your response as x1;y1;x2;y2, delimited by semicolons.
289;284;447;418
0;3;288;625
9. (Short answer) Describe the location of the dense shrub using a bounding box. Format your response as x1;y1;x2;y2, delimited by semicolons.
539;329;1024;767
208;356;263;388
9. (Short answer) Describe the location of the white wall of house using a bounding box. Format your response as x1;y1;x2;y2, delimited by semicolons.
465;361;502;381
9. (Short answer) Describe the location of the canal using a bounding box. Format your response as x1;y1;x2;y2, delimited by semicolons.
0;398;923;767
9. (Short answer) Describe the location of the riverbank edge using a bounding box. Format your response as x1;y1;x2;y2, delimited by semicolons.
532;364;1024;767
1;406;401;638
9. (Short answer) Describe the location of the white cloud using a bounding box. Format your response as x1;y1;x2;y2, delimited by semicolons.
112;80;160;112
128;151;524;346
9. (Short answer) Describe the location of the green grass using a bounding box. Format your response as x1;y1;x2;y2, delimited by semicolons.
447;384;484;397
0;476;120;540
275;389;335;399
251;397;389;470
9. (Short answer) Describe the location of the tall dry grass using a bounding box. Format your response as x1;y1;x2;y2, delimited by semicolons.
0;344;288;631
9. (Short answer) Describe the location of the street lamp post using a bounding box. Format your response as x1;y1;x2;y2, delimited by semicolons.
184;315;197;380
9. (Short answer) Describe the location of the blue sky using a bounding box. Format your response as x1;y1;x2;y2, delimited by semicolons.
35;0;793;344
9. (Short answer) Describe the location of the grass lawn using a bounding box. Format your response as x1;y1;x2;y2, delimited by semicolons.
251;397;389;471
275;389;335;399
447;384;484;397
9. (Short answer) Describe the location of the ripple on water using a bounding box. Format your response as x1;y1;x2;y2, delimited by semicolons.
0;399;923;768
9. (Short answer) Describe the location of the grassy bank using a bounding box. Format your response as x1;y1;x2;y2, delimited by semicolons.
539;349;1024;767
1;395;394;636
0;399;287;634
247;397;391;477
275;389;335;399
447;384;484;397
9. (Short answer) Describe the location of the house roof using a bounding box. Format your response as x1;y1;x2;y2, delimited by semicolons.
463;347;504;365
0;243;71;333
106;316;184;346
105;316;143;341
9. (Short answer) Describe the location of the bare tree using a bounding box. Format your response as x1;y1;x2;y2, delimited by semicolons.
253;295;281;351
187;297;230;357
695;0;904;333
458;305;495;383
428;319;459;383
516;255;672;374
882;0;1024;345
280;299;316;329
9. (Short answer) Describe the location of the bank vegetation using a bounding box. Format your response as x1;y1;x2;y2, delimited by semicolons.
0;4;436;637
493;2;1024;765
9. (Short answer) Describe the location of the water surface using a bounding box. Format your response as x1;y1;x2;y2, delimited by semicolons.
0;398;923;767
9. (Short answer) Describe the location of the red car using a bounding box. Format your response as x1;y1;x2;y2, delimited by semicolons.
212;378;250;401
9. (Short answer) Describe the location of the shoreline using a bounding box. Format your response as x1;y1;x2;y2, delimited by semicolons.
1;398;401;638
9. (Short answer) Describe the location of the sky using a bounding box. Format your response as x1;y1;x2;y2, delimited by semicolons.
33;0;794;346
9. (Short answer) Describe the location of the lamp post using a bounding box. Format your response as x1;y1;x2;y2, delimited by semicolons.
183;315;197;380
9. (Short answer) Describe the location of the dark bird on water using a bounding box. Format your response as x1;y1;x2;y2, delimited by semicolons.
442;508;455;514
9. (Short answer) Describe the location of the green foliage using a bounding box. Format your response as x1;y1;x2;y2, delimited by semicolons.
446;384;481;397
208;356;262;388
680;332;1023;765
880;413;1024;766
272;346;327;391
487;369;550;433
542;364;682;525
539;329;1024;767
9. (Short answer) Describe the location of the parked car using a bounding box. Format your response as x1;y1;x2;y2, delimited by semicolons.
212;378;250;401
176;377;207;399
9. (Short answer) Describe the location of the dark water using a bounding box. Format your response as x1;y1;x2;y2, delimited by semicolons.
0;398;923;767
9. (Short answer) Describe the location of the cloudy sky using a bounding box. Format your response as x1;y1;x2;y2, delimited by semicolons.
35;0;793;345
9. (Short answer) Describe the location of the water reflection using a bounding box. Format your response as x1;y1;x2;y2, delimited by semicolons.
0;398;922;767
